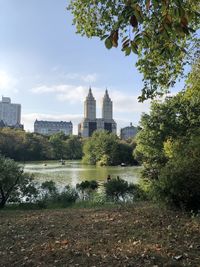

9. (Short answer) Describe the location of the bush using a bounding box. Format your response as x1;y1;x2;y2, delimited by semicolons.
55;186;79;207
76;180;99;200
151;158;200;211
41;180;57;198
104;177;141;202
37;200;48;209
39;182;79;208
0;155;38;209
76;180;98;191
149;134;200;211
129;183;148;201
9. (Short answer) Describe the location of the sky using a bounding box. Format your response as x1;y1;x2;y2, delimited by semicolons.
0;0;185;134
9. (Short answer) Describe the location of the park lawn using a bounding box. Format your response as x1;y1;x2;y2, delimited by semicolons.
0;202;200;267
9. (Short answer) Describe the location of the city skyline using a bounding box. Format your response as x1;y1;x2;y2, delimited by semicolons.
0;0;185;134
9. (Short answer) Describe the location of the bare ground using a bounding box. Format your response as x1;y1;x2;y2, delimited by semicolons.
0;202;200;267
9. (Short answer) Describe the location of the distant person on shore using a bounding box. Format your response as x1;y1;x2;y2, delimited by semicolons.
107;174;111;182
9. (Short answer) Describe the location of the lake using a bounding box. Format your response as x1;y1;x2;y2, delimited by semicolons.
23;160;141;187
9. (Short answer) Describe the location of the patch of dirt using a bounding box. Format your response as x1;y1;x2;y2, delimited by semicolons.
0;203;200;267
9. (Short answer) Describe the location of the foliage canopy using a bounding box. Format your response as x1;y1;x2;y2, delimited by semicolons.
82;131;136;165
0;129;83;161
135;59;200;210
0;156;38;208
68;0;200;100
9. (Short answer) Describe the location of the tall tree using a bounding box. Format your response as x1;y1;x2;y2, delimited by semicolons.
65;135;83;160
134;59;200;209
68;0;200;100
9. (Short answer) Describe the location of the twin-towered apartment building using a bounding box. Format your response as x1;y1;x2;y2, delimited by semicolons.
78;88;117;137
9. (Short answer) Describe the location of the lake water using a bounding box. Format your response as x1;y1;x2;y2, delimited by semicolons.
24;160;141;187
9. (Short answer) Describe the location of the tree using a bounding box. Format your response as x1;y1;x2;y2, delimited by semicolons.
49;132;67;159
0;129;54;161
24;133;53;161
0;156;38;209
68;0;200;100
83;131;135;165
118;140;138;165
83;131;119;165
65;135;83;159
83;131;136;165
151;133;200;211
0;128;26;161
135;58;200;179
134;60;200;209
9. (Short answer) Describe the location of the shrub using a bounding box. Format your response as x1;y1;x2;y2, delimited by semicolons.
76;180;99;200
151;158;200;211
41;180;57;197
0;155;38;209
76;180;98;190
149;134;200;211
104;177;140;202
128;183;148;201
55;186;79;207
39;182;79;208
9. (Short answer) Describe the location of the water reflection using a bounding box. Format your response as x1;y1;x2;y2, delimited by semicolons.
24;160;141;187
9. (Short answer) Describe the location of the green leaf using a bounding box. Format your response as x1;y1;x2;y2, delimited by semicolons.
105;37;113;49
131;41;138;54
125;46;131;56
101;34;109;41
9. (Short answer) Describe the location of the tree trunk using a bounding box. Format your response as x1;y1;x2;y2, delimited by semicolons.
0;197;6;209
0;187;6;209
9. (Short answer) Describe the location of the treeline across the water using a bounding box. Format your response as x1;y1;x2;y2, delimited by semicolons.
0;129;83;161
0;128;138;164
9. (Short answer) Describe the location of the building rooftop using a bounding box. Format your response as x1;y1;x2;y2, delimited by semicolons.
1;97;11;103
34;120;72;126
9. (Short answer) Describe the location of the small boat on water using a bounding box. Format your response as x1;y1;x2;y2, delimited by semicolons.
59;159;65;165
120;163;126;167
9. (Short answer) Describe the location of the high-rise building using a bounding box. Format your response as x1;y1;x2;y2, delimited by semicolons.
78;88;117;137
84;88;96;120
0;97;22;128
34;120;73;136
102;89;112;120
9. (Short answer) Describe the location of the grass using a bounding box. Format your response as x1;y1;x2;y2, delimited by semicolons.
0;202;200;267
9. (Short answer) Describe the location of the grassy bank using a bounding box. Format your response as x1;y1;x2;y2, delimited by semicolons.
0;202;200;267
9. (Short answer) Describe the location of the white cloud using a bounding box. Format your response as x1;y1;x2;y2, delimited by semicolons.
31;84;88;104
51;71;99;85
61;72;98;83
0;70;18;94
0;71;10;88
111;90;151;113
82;74;97;83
